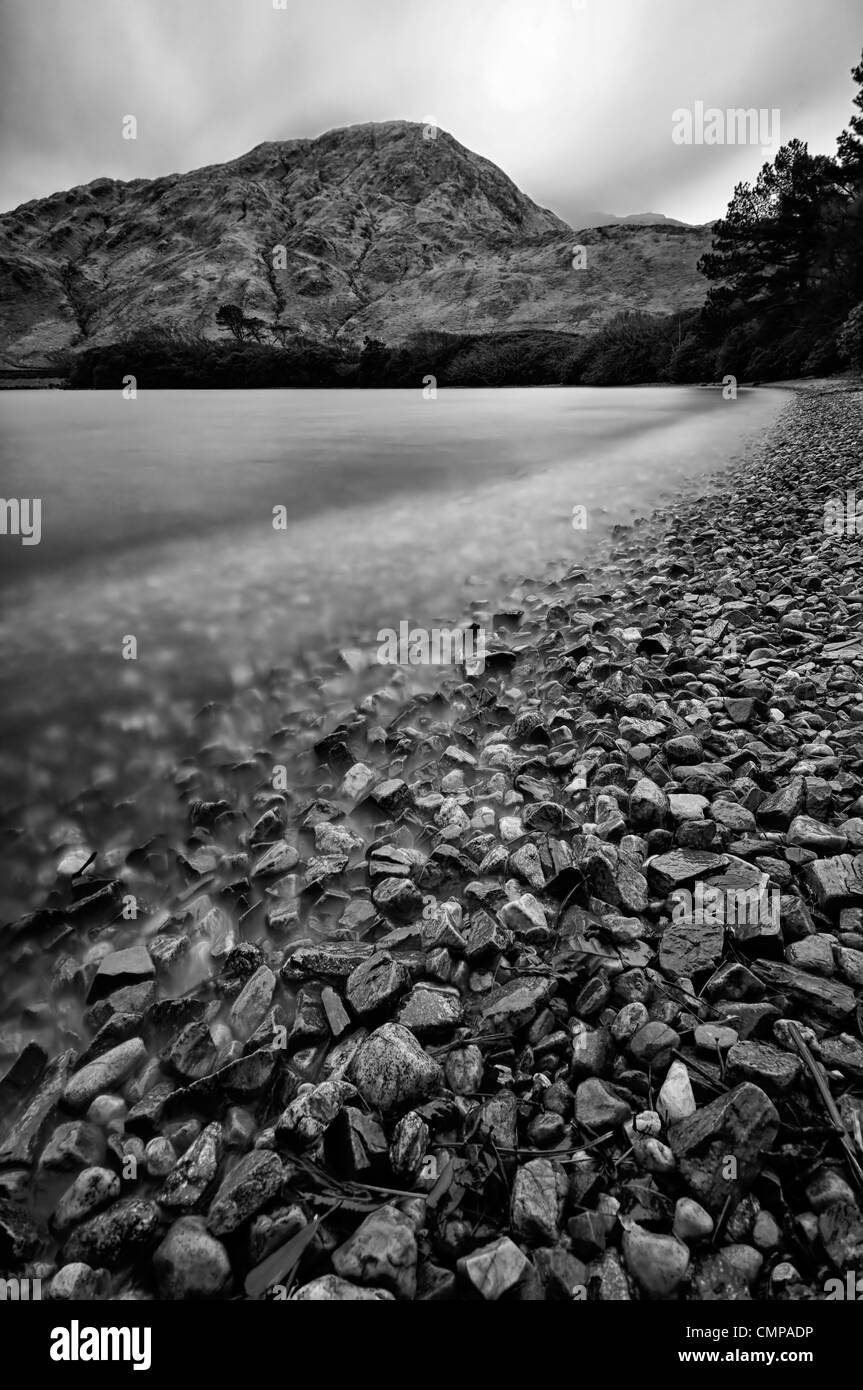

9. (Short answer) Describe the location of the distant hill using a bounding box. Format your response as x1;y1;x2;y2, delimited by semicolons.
0;121;713;362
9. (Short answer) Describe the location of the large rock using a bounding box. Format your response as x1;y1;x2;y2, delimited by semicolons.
457;1236;531;1300
659;917;724;978
648;850;727;895
291;1275;394;1301
154;1216;231;1298
348;1024;443;1115
88;946;154;1002
630;778;669;830
206;1150;284;1236
669;1083;779;1214
622;1222;690;1297
53;1167;120;1233
478;976;553;1033
62;1039;146;1111
345;952;411;1016
229;966;276;1041
510;1159;568;1246
725;1041;801;1096
63;1198;162;1269
159;1122;222;1209
275;1080;356;1146
332;1204;418;1299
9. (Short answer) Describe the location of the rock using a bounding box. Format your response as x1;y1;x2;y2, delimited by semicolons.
694;1024;738;1053
444;1045;484;1094
803;853;863;911
0;1051;73;1166
372;877;424;920
396;984;462;1037
622;1222;690;1297
628;1022;679;1068
145;1137;177;1177
726;1041;801;1096
658;1061;696;1125
229;966;277;1041
818;1201;863;1272
721;1244;763;1285
630;778;669;830
754;961;855;1022
63;1198;162;1269
88;946;154;1002
282;941;373;980
345;952;411;1016
756;780;805;830
372;779;411;814
820;1034;863;1081
348;1024;443;1115
291;1275;394;1301
533;1247;588;1300
660;917;724;978
673;1197;714;1243
648;849;727;894
457;1236;531;1300
479;975;553;1032
590;1248;632;1300
669;1083;779;1214
326;1106;389;1179
38;1120;105;1171
159;1122;222;1209
753;1210;782;1251
154;1216;231;1298
786;934;836;976
510;1159;568;1246
690;1252;752;1300
0;1197;42;1261
332;1204;418;1299
207;1150;284;1236
340;763;376;800
787;816;848;854
49;1262;111;1300
275;1080;356;1145
53;1167;120;1233
388;1111;429;1184
499;893;547;934
806;1168;857;1213
479;1091;519;1150
668;793;710;822
711;802;756;835
251;840;300;877
574;1078;631;1130
62;1039;146;1111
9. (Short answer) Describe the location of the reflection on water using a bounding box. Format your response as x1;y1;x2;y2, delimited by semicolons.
0;386;787;917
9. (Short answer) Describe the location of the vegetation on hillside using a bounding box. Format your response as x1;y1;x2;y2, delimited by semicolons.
69;47;863;389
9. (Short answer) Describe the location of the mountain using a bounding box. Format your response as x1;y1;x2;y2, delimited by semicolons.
572;211;690;229
0;121;713;363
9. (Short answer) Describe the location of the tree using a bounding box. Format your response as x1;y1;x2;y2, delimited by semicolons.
837;49;863;179
215;303;246;342
243;316;267;344
698;141;843;334
835;50;863;305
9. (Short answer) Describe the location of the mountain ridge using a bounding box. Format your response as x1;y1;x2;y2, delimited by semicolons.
0;120;713;363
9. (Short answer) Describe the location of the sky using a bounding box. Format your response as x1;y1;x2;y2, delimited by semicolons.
0;0;860;224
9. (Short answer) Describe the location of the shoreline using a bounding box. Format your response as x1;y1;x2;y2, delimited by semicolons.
2;378;863;1301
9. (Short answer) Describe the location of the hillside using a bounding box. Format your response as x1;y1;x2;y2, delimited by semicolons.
0;121;712;362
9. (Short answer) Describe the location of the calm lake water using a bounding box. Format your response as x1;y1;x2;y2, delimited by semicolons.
0;385;787;916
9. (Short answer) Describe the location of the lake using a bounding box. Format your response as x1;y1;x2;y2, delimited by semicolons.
0;385;787;916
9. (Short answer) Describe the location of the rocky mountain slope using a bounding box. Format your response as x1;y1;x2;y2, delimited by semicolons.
0;121;713;362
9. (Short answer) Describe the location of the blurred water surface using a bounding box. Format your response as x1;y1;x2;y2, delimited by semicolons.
0;385;787;915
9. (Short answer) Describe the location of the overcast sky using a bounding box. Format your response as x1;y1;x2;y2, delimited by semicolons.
0;0;859;224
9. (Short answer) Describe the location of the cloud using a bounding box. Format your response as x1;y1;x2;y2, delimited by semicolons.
0;0;859;223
